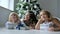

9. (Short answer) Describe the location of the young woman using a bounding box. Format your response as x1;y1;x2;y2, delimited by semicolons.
35;10;60;31
16;10;38;30
5;12;20;29
23;11;38;29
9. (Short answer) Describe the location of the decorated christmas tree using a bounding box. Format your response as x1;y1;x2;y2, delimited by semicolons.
16;0;41;18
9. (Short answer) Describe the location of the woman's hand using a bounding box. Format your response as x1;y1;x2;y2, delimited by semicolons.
48;27;54;31
35;18;45;30
38;18;45;24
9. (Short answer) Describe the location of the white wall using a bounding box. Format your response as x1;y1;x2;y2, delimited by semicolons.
0;6;11;27
57;0;60;18
38;0;60;18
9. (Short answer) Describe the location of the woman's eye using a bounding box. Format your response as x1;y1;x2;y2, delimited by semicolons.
14;14;16;16
40;15;42;16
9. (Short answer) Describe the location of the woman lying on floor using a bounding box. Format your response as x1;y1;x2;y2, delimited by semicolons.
35;10;60;31
5;12;20;29
5;12;26;30
16;10;38;30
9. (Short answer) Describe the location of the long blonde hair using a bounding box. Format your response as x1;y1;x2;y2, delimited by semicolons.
40;10;53;20
8;12;20;23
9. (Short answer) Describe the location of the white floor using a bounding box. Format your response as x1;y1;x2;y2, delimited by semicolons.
0;28;60;34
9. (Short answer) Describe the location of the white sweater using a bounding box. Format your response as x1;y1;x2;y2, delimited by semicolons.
5;21;17;29
40;22;53;31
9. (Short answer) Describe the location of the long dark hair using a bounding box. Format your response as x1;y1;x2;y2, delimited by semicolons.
24;10;38;26
28;11;37;24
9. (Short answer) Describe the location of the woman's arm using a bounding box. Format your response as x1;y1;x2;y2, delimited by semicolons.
35;21;40;30
35;19;44;30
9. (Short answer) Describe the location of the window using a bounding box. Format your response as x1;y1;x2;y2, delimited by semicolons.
0;0;14;11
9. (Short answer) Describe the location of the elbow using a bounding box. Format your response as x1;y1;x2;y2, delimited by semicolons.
35;26;40;30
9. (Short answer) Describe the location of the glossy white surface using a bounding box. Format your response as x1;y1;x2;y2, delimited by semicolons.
0;28;60;34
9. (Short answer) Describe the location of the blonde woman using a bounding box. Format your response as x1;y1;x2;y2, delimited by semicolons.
5;12;20;29
35;10;60;31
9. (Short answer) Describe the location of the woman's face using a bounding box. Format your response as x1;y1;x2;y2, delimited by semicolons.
40;12;49;20
11;14;18;22
25;13;30;20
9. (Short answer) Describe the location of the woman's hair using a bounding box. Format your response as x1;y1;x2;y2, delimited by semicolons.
8;12;20;22
41;10;53;20
40;10;52;18
24;10;38;26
